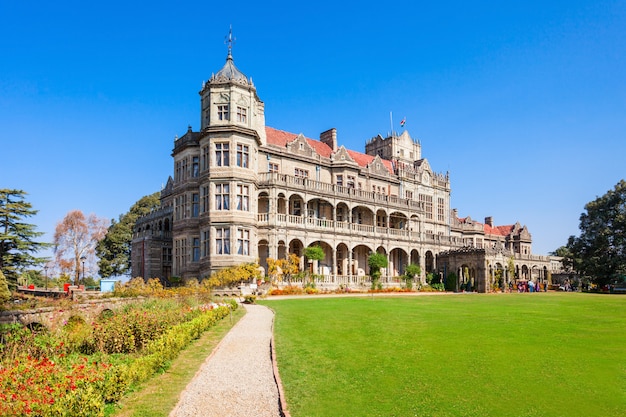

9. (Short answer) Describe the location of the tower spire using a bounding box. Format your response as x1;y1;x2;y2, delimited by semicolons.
225;25;235;58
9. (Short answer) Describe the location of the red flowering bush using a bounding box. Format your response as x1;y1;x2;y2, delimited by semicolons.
0;296;236;416
0;355;111;416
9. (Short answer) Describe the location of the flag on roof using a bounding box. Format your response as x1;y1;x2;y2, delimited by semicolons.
400;117;406;127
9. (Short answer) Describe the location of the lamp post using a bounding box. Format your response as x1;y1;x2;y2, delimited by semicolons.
44;265;48;290
80;256;86;286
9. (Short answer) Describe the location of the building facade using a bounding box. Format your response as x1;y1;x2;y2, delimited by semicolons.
131;46;559;292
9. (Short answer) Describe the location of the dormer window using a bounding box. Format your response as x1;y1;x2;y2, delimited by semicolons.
218;104;229;121
236;106;247;123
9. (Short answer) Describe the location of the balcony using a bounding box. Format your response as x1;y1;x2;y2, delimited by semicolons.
258;172;425;212
257;213;464;247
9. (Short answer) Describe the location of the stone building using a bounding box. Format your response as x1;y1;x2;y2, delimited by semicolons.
131;42;558;292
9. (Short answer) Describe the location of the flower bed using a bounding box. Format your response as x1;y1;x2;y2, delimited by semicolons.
0;297;236;416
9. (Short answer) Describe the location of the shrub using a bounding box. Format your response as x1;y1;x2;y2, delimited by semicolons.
243;295;257;304
0;300;235;415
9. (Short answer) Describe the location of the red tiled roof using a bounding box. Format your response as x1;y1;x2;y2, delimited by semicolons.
265;126;394;173
346;150;394;174
265;126;332;158
484;224;514;237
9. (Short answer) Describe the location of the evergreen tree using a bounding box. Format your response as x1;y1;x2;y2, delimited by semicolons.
0;270;10;303
96;192;160;278
0;189;49;289
567;180;626;286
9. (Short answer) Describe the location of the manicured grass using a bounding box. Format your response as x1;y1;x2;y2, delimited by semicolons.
110;307;245;417
262;293;626;417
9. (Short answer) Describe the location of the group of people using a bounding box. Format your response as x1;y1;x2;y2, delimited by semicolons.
512;280;546;293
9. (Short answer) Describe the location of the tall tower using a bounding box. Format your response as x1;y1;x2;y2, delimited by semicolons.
176;29;265;275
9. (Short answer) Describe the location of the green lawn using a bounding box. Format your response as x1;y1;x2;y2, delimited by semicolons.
261;293;626;417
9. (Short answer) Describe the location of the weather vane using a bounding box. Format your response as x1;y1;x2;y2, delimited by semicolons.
225;25;236;56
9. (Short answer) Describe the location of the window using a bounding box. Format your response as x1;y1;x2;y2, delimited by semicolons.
268;162;279;172
201;186;210;213
420;194;433;220
175;161;182;182
192;237;200;262
202;146;210;171
237;228;250;255
181;158;188;180
236;144;249;168
215;183;230;210
174;195;187;220
377;215;386;227
216;228;230;254
347;175;355;189
336;175;343;186
202;230;210;257
294;168;309;178
218;104;229;121
174;238;187;271
192;156;199;177
215;143;230;167
236;106;247;123
405;190;413;200
174;239;181;270
192;193;199;217
292;200;301;216
337;208;344;222
437;197;445;222
236;184;249;211
162;247;172;264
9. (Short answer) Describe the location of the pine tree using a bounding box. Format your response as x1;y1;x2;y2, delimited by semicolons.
0;270;10;303
0;189;49;289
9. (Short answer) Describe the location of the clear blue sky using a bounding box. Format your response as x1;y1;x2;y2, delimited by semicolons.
2;0;625;258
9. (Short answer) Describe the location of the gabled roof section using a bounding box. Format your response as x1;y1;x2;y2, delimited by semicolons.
333;146;357;164
161;176;174;198
346;150;394;174
265;126;332;158
484;224;515;237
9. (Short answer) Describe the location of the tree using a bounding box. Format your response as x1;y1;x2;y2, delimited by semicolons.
0;189;49;289
54;210;109;285
566;180;626;287
507;257;516;281
403;263;421;289
551;245;580;275
304;245;325;276
0;270;10;303
368;252;388;288
304;245;325;262
96;192;160;277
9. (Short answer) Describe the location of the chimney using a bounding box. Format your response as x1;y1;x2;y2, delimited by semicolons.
320;128;337;151
452;208;458;219
485;216;494;227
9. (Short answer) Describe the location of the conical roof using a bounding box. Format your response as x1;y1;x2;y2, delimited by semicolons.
210;51;251;86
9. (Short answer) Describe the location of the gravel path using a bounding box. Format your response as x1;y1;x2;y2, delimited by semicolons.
170;304;283;417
